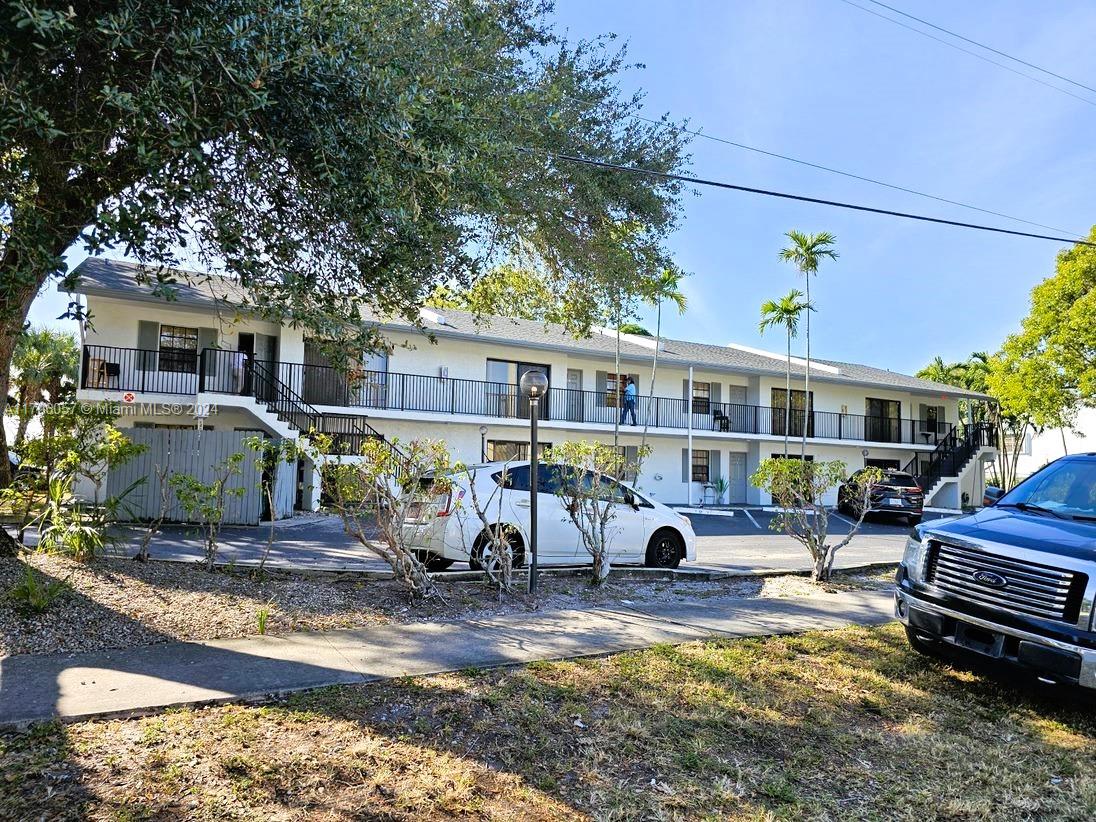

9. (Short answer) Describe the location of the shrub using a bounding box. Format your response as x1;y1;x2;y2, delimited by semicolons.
6;564;70;615
750;459;882;581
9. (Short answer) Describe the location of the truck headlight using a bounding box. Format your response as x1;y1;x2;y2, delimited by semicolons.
902;530;927;583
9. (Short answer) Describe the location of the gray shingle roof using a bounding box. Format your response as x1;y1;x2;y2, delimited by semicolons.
67;257;990;400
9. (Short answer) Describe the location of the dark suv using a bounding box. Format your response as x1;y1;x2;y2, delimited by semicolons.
838;468;923;525
895;453;1096;689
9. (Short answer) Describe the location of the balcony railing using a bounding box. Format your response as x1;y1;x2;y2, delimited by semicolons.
278;360;954;446
81;344;955;446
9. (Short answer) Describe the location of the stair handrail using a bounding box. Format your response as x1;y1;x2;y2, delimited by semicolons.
249;359;402;459
903;420;995;492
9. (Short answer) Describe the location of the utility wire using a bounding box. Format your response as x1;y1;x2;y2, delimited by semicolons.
523;147;1096;248
864;0;1096;95
462;65;1082;238
837;0;1096;107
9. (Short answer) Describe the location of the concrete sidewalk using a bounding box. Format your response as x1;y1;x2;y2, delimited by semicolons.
0;589;895;727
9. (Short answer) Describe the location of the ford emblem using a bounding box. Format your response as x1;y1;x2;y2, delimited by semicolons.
972;569;1008;588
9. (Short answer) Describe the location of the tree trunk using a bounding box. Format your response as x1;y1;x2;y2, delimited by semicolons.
613;300;621;450
785;330;791;457
0;329;24;488
802;274;810;459
638;299;662;475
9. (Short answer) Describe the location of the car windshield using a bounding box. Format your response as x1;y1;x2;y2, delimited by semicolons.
879;472;919;488
997;458;1096;520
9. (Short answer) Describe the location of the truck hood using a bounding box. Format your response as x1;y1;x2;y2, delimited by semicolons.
928;507;1096;562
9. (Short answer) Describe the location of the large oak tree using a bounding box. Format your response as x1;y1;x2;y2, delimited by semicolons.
0;0;689;483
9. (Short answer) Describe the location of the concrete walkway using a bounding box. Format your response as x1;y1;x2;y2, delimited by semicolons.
0;589;894;727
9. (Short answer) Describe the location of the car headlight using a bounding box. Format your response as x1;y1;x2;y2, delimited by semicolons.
678;514;692;530
902;529;928;584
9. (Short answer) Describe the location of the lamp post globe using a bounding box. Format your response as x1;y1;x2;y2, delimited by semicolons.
519;369;549;398
519;369;549;595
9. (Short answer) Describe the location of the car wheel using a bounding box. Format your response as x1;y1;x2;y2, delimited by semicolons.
907;515;922;526
469;529;525;572
904;625;939;657
414;550;455;572
645;529;682;569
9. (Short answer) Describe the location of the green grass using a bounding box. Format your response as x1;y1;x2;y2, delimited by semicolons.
3;623;1096;819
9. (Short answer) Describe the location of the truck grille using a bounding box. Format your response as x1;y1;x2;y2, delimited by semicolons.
925;541;1085;623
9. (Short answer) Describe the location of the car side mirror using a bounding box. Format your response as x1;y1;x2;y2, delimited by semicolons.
623;489;638;509
983;486;1004;506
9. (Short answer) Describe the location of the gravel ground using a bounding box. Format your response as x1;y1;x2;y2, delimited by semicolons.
0;553;894;657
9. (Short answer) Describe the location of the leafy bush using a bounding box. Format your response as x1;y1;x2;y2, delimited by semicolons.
6;564;70;615
750;459;882;582
169;453;246;571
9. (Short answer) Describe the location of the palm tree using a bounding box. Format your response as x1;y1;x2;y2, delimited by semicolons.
759;290;812;457
915;355;967;387
639;267;687;461
10;328;79;451
778;231;838;457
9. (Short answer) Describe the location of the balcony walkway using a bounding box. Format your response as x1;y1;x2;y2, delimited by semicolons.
81;344;953;448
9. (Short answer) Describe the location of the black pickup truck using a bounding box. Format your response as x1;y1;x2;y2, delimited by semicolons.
895;453;1096;688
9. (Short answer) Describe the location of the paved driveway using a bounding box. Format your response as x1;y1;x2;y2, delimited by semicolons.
125;508;939;576
686;509;948;575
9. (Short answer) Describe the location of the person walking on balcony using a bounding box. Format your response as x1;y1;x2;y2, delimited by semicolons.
620;377;638;426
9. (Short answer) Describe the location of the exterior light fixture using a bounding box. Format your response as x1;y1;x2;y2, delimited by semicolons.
519;369;550;595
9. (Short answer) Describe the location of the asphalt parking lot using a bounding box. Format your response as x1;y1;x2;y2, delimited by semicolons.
118;506;935;576
684;508;950;575
686;508;948;538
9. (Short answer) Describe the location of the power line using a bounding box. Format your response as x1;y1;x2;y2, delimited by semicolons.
837;0;1096;107
864;0;1096;95
463;65;1082;237
524;148;1096;248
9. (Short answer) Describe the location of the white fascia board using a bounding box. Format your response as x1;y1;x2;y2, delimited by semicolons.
726;343;841;375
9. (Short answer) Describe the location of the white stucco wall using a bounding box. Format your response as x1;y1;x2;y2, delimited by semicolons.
73;295;979;511
1014;407;1096;479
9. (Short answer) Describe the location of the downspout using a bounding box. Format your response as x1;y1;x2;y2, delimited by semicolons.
687;365;693;505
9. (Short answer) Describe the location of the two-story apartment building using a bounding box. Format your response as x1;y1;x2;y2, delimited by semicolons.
70;258;997;514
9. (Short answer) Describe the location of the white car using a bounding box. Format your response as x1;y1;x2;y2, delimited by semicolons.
405;460;697;571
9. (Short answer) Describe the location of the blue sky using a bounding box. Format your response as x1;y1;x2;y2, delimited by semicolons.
29;0;1096;376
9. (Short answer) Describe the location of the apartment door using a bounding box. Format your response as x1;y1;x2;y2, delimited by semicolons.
566;368;584;422
726;452;747;503
866;398;901;443
237;333;254;395
725;385;748;432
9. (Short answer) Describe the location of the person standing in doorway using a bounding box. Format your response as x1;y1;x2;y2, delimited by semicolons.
621;377;638;426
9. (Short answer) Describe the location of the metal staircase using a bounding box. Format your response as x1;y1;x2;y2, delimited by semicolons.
200;350;396;456
903;422;997;502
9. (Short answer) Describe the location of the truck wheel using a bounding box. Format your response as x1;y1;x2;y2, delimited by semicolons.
645;529;683;569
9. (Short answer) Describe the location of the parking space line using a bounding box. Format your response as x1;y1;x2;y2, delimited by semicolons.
743;509;761;529
831;511;857;528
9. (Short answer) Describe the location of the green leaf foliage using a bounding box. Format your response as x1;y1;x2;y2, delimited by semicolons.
1;0;689;360
987;229;1096;429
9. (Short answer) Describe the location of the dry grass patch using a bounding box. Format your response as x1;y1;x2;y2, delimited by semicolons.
4;622;1096;819
0;553;891;657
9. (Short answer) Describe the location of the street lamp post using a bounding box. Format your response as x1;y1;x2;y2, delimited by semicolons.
519;369;549;595
479;425;488;462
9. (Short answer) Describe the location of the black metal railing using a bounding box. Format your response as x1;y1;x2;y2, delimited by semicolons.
903;422;997;492
81;344;958;447
287;362;954;445
81;344;201;395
